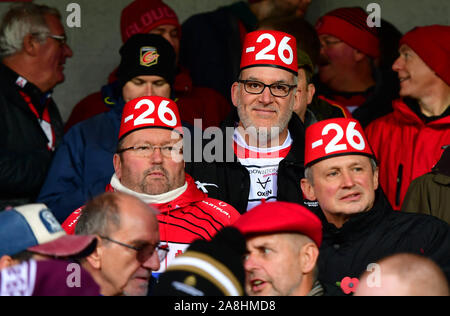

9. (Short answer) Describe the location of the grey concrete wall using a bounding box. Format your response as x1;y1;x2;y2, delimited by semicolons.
0;0;448;122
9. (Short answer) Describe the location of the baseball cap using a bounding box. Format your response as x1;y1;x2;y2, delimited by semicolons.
118;96;183;141
0;204;97;258
0;259;100;296
240;30;298;75
304;118;375;168
233;201;322;247
120;0;180;44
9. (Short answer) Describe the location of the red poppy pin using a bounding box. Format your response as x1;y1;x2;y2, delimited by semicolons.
337;277;360;294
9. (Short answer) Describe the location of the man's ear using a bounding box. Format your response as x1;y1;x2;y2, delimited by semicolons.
306;83;316;105
85;236;103;270
301;178;316;201
353;48;366;62
113;154;122;179
22;33;40;57
299;243;320;274
231;82;240;109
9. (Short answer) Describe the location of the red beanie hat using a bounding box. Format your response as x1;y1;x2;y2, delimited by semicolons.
400;25;450;86
121;0;180;44
233;201;323;247
316;7;380;58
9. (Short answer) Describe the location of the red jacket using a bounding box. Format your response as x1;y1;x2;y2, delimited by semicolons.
62;174;240;273
365;99;450;210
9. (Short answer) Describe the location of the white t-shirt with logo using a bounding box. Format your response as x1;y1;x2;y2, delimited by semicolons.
233;129;293;211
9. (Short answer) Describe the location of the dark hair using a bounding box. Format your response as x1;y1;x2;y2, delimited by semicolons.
258;16;320;68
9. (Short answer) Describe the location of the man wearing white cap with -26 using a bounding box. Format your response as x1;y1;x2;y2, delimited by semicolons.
300;118;450;295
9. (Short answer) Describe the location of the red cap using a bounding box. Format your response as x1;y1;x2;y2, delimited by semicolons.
316;7;380;58
305;118;374;167
240;30;298;75
400;25;450;86
28;235;97;257
233;201;322;247
120;0;180;43
118;96;183;141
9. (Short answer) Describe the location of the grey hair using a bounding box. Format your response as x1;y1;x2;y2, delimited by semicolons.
304;156;378;186
0;3;61;58
75;192;122;237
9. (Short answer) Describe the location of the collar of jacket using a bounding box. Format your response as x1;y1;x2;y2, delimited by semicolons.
318;189;393;243
0;63;52;113
153;173;208;214
394;97;450;126
220;108;305;165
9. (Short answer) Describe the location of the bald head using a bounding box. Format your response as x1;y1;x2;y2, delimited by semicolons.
355;253;449;296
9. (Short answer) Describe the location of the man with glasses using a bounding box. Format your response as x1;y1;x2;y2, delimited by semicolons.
64;96;240;290
186;30;306;213
315;7;396;127
37;34;182;223
75;191;163;296
0;3;72;210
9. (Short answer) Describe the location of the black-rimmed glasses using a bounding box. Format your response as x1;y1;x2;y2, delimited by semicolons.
99;236;169;263
47;34;68;46
238;80;297;97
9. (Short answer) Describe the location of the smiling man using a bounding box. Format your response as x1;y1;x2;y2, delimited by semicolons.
365;25;450;211
0;3;72;210
300;118;450;295
187;30;306;213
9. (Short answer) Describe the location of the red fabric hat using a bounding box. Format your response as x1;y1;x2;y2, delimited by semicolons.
118;96;183;141
400;25;450;86
305;118;374;167
316;7;380;58
120;0;180;43
233;201;322;247
240;30;298;75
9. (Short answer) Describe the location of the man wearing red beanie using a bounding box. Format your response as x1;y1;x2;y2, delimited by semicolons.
315;7;398;127
233;201;325;296
365;25;450;212
65;0;231;132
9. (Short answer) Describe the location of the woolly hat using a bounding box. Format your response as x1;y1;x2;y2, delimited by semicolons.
117;33;176;88
153;227;246;296
120;0;180;44
400;25;450;86
234;201;322;247
316;7;380;58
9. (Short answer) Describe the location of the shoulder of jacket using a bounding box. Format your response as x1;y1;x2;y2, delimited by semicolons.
197;198;240;219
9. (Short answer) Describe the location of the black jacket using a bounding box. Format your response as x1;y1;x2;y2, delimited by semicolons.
186;109;306;214
0;64;64;209
316;189;450;295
